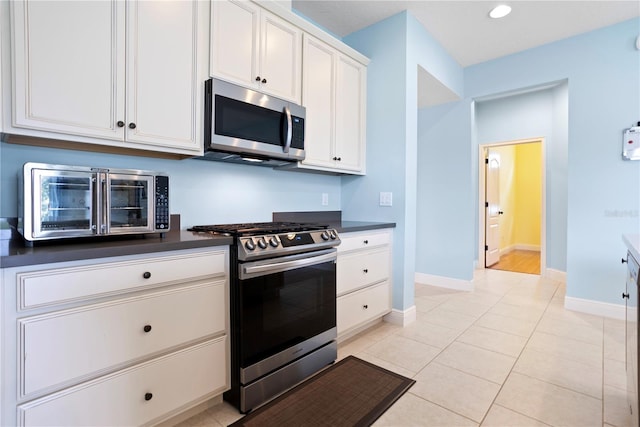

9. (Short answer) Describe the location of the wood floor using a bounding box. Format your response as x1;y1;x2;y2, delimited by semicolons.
489;249;540;275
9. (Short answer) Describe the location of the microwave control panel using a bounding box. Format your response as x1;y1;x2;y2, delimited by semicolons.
623;126;640;160
155;175;170;230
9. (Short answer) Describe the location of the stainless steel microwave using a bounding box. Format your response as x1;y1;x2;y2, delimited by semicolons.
19;163;170;241
202;78;305;166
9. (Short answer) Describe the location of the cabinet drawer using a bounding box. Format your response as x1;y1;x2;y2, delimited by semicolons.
337;249;389;296
19;280;226;397
18;337;228;427
337;281;391;336
18;249;227;309
338;230;390;253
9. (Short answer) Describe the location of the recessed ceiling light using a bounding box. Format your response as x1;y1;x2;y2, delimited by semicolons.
489;4;512;19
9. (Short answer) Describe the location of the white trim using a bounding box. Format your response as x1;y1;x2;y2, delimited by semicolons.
564;296;626;320
383;306;417;326
415;272;473;291
544;268;566;283
478;138;546;275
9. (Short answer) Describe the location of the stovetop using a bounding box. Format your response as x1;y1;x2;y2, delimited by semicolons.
188;222;339;261
188;222;328;237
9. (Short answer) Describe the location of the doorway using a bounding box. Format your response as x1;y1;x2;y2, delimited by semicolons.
478;139;545;275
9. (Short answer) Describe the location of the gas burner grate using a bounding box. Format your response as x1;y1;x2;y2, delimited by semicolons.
188;222;328;236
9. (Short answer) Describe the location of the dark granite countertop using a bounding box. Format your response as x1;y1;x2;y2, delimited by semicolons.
0;217;232;269
272;211;396;233
1;213;395;269
331;221;396;233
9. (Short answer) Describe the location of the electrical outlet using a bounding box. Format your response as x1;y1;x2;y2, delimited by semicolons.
379;192;392;207
322;193;329;206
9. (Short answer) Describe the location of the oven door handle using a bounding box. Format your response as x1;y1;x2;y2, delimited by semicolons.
241;250;336;279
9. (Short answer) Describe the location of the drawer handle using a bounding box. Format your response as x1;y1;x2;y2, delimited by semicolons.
144;392;153;401
623;293;630;299
622;258;628;264
363;304;368;309
363;269;369;273
363;240;369;244
143;271;151;279
143;325;152;333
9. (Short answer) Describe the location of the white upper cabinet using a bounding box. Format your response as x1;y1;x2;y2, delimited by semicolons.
124;1;202;151
11;1;125;141
9;0;206;156
300;36;335;169
299;34;367;174
210;0;302;103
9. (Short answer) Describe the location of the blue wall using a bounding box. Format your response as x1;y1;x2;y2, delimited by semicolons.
0;142;342;226
342;12;465;311
414;18;639;304
342;12;638;308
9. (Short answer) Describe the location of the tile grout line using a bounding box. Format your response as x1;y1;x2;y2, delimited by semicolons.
476;276;561;426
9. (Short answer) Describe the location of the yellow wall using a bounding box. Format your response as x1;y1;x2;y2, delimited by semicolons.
514;142;541;247
491;142;541;252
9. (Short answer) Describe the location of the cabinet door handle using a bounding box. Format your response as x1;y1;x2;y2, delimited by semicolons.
128;122;137;129
143;324;152;333
363;269;368;273
363;304;368;309
255;76;261;82
363;240;369;245
144;392;153;401
116;121;125;128
622;258;628;264
262;78;267;84
143;271;151;279
623;292;630;299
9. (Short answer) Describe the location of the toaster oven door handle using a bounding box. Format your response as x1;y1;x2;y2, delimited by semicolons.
283;106;292;153
240;249;336;279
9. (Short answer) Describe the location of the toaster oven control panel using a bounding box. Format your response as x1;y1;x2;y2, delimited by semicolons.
155;175;170;230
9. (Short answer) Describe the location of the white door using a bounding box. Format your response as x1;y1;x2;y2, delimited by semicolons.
125;0;201;152
210;0;259;88
301;35;335;169
334;55;365;172
11;1;125;140
485;149;501;267
259;10;302;103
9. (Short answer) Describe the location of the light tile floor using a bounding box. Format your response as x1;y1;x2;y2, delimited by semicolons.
175;269;633;427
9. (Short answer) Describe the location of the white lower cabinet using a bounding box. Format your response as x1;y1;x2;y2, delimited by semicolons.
337;282;390;335
1;247;230;427
336;229;392;338
18;338;227;427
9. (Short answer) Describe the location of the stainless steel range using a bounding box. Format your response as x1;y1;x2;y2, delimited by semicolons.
188;222;340;413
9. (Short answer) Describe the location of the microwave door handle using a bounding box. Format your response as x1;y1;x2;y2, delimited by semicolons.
91;176;98;234
283;106;292;153
100;174;108;235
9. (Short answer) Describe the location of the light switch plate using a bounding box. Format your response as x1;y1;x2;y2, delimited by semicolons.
379;192;392;206
322;193;329;206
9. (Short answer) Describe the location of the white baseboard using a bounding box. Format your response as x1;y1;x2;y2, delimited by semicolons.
564;296;626;320
501;244;540;255
415;272;473;291
384;306;417;326
544;268;566;283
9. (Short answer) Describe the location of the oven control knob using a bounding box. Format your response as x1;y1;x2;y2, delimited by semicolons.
257;238;268;249
269;237;279;247
321;231;330;241
244;239;256;251
329;230;337;240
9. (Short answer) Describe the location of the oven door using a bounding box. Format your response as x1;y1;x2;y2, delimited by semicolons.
105;173;154;234
237;248;337;383
28;168;96;240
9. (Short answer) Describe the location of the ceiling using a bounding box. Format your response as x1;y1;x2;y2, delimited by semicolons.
291;1;640;67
